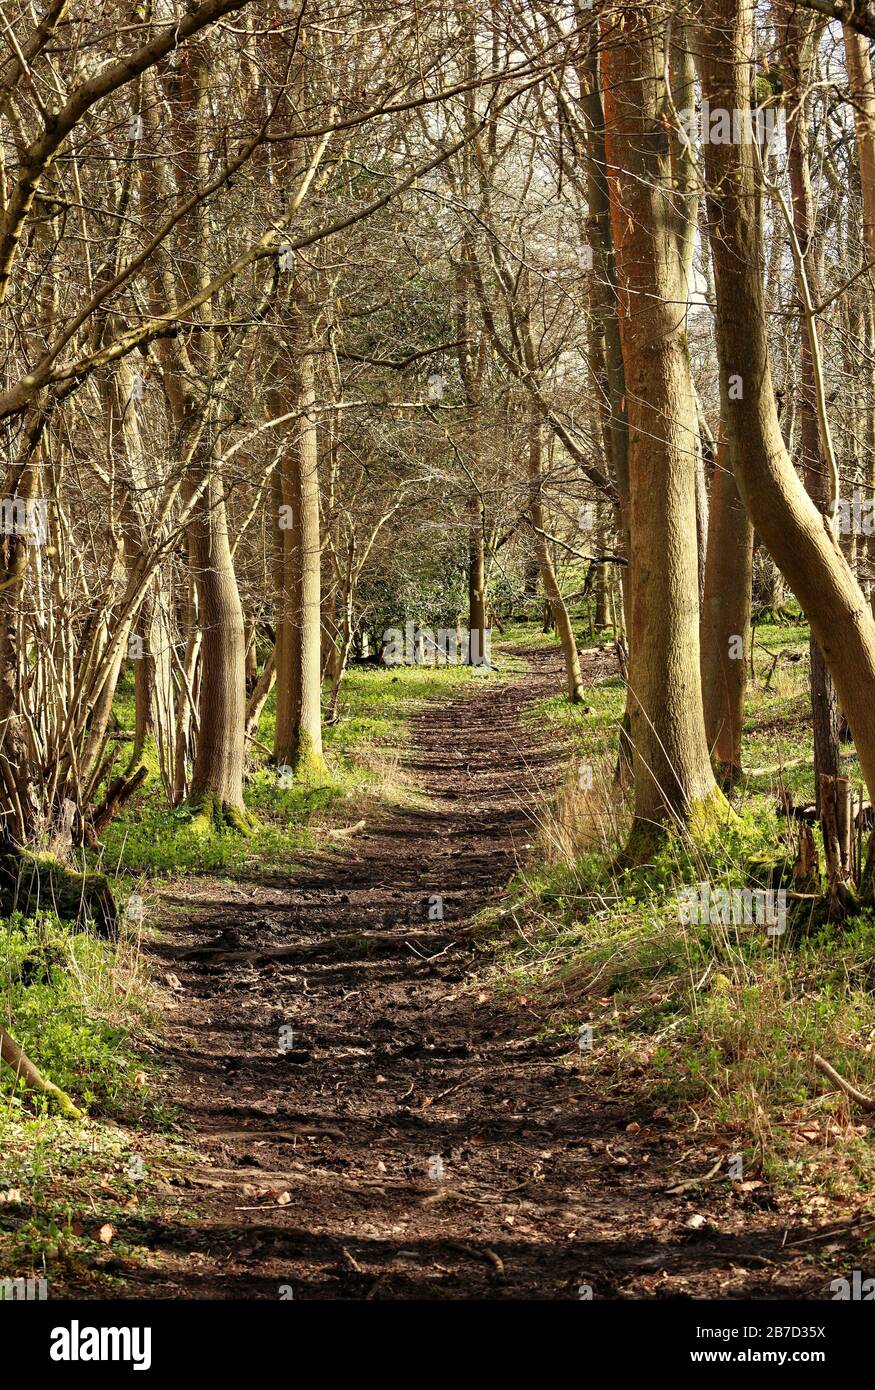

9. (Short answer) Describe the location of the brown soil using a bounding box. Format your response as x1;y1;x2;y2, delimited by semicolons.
90;648;865;1299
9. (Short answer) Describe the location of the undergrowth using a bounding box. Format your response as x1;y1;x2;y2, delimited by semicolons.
487;617;875;1200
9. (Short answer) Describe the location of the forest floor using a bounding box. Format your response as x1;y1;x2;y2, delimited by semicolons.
35;645;869;1300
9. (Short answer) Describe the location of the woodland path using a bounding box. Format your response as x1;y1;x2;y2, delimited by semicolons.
100;648;851;1299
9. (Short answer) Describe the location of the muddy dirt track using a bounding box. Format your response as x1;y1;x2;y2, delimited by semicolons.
100;648;854;1299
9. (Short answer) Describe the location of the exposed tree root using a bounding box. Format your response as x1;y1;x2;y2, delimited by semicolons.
0;1024;84;1119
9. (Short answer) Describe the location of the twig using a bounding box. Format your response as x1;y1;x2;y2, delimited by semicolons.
442;1238;506;1277
665;1156;724;1195
814;1054;875;1110
405;939;457;960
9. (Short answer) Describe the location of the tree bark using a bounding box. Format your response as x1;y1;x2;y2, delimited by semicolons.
700;443;754;786
576;26;633;776
778;1;841;811
844;25;875;281
0;444;41;846
602;5;724;854
467;491;488;665
529;417;585;701
185;457;251;830
273;324;326;775
699;0;875;809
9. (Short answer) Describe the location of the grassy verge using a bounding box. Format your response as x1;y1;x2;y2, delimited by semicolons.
484;616;875;1203
0;907;175;1293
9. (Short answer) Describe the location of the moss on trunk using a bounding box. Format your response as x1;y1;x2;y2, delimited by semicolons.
617;788;734;868
0;851;117;936
188;793;258;836
291;728;327;782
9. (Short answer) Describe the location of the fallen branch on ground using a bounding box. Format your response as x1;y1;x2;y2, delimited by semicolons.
814;1054;875;1110
665;1156;724;1195
181;928;453;963
327;819;367;839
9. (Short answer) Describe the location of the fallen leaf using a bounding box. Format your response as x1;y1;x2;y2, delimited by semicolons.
98;1224;115;1244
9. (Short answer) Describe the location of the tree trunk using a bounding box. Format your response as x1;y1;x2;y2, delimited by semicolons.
523;556;540;609
844;28;875;617
245;648;276;743
699;0;875;809
185;460;250;830
602;5;724;855
0;449;39;846
529;417;585;701
273;330;326;776
577;27;633;772
844;25;875;282
173;572;201;806
243;618;258;696
468;491;488;665
111;350;175;777
593;509;608;631
779;2;840;811
700;443;754;786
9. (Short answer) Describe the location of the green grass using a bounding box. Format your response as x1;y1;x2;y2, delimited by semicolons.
0;905;173;1289
0;911;160;1121
97;658;501;878
528;615;857;805
490;887;875;1194
486;615;875;1198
